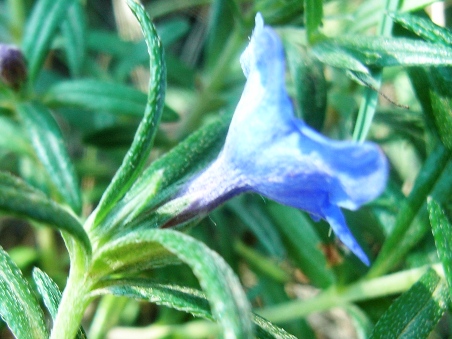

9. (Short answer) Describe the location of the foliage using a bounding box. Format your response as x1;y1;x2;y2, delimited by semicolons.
0;0;452;338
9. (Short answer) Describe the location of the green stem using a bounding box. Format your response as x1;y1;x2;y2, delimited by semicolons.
50;256;93;339
256;264;443;323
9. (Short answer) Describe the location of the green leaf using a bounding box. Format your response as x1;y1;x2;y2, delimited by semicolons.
228;197;286;259
369;143;451;277
235;242;290;283
253;314;298;339
97;280;211;319
94;112;229;238
86;30;135;57
91;0;166;228
347;0;437;34
204;0;235;71
17;101;82;214
390;12;452;46
44;79;148;118
253;0;303;24
285;41;326;130
352;70;381;142
95;279;295;339
407;66;439;143
93;229;254;338
427;67;452;150
311;41;370;73
32;268;61;318
428;199;452;297
0;246;48;339
21;0;76;83
61;0;86;77
266;203;335;288
114;18;190;81
147;0;212;19
304;0;323;42
320;36;452;68
369;269;449;339
0;116;32;155
0;171;91;256
44;79;177;122
33;268;87;339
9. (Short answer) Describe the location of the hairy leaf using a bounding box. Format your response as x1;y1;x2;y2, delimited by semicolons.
17;101;82;214
93;229;254;338
0;247;48;339
0;171;91;256
91;0;166;228
22;0;76;83
370;269;449;338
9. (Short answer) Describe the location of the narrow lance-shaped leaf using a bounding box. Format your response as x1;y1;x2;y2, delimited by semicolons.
391;13;452;147
114;18;190;82
0;116;32;155
285;41;326;130
92;113;229;239
44;79;177;122
0;171;91;256
427;67;452;150
17;101;82;214
91;0;166;227
389;12;452;46
33;268;87;339
0;246;48;339
204;0;235;71
369;143;451;277
93;229;254;338
61;0;86;77
45;79;149;118
95;279;296;339
322;36;452;68
369;269;449;339
266;203;335;288
428;198;452;297
21;0;76;83
304;0;323;42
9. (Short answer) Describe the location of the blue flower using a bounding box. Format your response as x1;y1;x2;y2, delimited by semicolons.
172;14;388;265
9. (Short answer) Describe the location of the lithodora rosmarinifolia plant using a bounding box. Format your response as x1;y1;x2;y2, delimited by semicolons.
0;1;387;337
3;0;452;338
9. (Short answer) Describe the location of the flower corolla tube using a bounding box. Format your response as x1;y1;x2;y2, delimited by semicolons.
172;14;388;265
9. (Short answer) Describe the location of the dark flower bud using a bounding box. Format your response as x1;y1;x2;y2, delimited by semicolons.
0;44;27;90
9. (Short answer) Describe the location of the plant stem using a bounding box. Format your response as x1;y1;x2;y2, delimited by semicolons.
256;264;443;323
50;260;93;339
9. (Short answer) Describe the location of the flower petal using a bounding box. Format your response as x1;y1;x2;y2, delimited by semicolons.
169;13;388;265
322;204;370;266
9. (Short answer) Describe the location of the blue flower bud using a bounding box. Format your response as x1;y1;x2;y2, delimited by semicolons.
170;14;388;265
